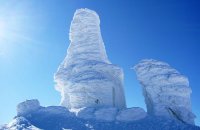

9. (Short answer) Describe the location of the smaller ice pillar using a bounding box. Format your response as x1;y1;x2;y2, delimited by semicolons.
134;59;195;125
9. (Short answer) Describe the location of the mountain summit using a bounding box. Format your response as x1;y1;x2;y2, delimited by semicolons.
1;8;199;130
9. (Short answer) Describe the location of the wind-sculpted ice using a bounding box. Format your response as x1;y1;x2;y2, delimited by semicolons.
134;59;195;125
54;8;126;109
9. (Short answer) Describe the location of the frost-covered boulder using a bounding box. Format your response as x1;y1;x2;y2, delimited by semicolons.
17;99;41;116
77;107;118;121
94;107;118;121
76;107;96;120
134;59;195;125
116;107;147;122
54;8;126;109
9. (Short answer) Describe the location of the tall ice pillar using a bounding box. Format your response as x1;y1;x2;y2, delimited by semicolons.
54;8;126;109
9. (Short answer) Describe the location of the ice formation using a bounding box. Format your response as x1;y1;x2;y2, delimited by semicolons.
116;107;147;122
54;8;126;109
134;59;196;125
17;99;40;116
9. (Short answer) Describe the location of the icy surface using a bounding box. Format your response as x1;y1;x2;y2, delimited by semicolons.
134;59;196;125
54;8;126;109
116;107;147;122
1;100;199;130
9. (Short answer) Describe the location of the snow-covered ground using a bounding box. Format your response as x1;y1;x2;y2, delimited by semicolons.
1;100;199;130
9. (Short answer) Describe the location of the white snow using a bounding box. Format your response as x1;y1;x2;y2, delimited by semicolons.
2;100;199;130
3;117;41;130
76;107;146;122
116;107;147;122
54;8;126;109
76;107;96;120
134;59;196;125
17;99;40;116
1;8;199;130
94;107;118;122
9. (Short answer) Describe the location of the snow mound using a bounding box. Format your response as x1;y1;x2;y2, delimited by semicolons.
1;100;200;130
94;107;118;122
17;99;41;116
54;8;126;109
76;107;96;120
1;117;41;130
76;107;146;122
116;107;147;122
134;59;196;125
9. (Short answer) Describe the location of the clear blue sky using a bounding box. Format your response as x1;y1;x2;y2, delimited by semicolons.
0;0;199;126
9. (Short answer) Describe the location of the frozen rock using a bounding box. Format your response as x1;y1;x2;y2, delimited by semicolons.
76;107;96;120
37;106;74;117
17;99;41;116
116;107;147;122
94;107;118;121
54;8;126;109
134;59;195;125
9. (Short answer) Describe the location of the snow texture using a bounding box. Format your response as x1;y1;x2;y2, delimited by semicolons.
116;107;147;122
54;8;126;109
134;59;196;125
17;99;40;117
76;107;96;120
1;117;41;130
1;100;199;130
75;107;118;121
94;107;118;122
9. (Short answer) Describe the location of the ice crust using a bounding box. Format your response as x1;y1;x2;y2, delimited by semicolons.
134;59;195;125
54;8;126;109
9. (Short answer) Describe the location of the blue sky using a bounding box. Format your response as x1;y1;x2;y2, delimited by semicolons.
0;0;200;126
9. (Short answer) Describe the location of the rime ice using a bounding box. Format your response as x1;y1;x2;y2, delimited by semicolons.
134;59;195;125
54;8;126;109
